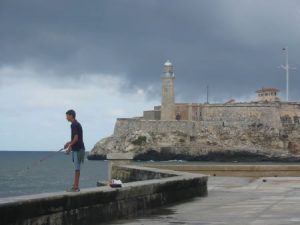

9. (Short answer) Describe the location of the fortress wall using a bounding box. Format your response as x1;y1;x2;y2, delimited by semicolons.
114;104;300;137
279;103;300;118
114;119;199;137
114;118;259;138
175;103;285;128
201;105;282;127
175;104;190;120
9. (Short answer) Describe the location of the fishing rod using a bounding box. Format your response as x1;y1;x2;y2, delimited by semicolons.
37;148;65;164
16;148;66;176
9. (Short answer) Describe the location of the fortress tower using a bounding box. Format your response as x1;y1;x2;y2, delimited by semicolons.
161;60;175;120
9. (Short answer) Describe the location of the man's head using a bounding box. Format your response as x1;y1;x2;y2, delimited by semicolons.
66;109;76;122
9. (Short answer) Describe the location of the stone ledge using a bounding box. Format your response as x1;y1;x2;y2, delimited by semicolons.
0;165;208;225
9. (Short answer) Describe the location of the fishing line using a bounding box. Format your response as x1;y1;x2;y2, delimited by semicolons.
16;148;65;176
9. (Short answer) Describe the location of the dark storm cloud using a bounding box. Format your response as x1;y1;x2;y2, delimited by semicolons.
1;0;300;101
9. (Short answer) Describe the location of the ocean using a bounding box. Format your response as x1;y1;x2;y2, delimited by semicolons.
0;151;108;198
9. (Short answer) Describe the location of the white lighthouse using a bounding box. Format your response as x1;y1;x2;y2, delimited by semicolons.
161;60;175;120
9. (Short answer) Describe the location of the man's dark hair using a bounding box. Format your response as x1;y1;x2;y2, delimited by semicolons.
66;109;76;118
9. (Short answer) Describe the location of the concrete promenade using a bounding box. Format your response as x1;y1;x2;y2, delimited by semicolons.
143;163;300;177
112;176;300;225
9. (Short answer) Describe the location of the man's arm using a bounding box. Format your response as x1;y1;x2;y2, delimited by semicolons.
66;134;79;152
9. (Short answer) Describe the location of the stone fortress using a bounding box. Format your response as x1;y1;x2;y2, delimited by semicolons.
89;61;300;161
144;61;299;126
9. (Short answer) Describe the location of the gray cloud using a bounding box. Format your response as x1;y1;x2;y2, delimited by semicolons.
1;0;300;102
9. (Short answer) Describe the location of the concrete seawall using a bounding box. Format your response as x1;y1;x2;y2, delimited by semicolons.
0;165;208;225
144;163;300;177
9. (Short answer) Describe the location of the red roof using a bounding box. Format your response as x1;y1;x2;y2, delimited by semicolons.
256;88;279;93
224;99;235;104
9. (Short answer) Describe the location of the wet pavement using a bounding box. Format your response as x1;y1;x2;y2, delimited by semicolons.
109;176;300;225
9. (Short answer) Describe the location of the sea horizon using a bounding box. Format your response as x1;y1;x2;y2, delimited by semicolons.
0;151;108;198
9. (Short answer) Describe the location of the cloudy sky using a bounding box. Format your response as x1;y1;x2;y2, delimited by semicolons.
1;0;300;151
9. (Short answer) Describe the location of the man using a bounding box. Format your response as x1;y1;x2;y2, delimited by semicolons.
64;109;85;192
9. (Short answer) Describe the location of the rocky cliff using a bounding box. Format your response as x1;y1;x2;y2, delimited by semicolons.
89;118;300;161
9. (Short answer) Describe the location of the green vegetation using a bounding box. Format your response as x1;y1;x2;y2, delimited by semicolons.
132;136;147;145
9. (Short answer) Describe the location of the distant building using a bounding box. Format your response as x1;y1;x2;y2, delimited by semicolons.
256;88;280;102
143;62;300;124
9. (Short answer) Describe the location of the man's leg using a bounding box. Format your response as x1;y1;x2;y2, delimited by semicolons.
74;170;80;189
73;151;81;190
